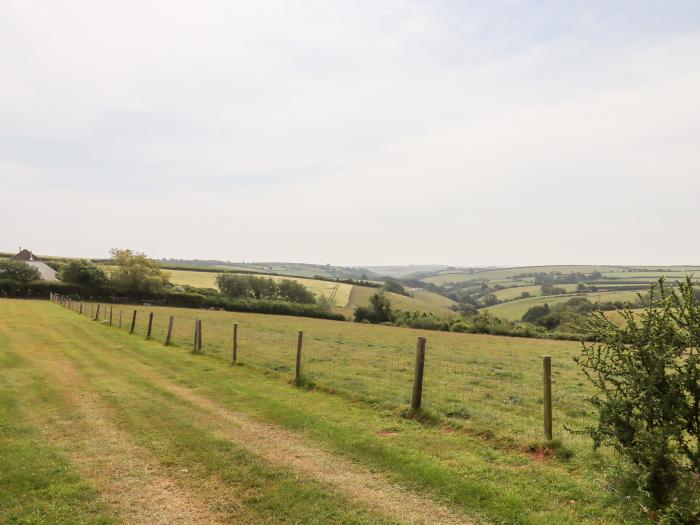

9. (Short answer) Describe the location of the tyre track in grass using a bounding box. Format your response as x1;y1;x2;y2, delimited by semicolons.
43;308;478;525
0;321;226;525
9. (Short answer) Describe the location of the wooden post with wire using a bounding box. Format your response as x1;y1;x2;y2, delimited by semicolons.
232;323;238;364
165;316;174;346
94;304;101;321
193;320;201;353
109;306;113;325
411;337;427;410
295;331;303;385
543;355;553;440
119;310;122;329
146;312;154;339
79;301;83;315
130;310;137;334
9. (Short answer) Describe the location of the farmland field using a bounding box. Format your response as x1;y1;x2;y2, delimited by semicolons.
1;297;652;524
166;269;355;307
485;291;641;321
165;268;456;318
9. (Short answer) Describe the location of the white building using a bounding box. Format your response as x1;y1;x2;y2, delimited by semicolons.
10;249;58;281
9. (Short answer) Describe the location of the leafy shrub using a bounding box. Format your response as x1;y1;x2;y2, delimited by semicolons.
216;273;315;304
577;277;699;519
59;259;108;287
383;279;408;296
353;293;395;323
522;304;551;323
0;259;40;283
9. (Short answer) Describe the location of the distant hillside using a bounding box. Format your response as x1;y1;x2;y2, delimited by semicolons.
159;259;380;280
359;265;497;279
164;268;456;320
418;264;700;322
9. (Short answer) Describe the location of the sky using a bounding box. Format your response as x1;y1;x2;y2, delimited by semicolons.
2;1;700;266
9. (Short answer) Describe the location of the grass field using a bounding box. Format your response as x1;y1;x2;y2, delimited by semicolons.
0;298;649;523
418;265;700;324
484;291;642;321
422;266;630;285
342;286;456;319
164;269;454;319
166;269;354;307
492;284;580;301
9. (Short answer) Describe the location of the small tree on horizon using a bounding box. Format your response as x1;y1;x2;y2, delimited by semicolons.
108;249;170;293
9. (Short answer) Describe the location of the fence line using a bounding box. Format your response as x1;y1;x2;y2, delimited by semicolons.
50;293;559;441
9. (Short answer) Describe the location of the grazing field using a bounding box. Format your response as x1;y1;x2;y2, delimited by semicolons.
484;290;642;321
166;269;354;307
492;284;579;301
422;266;629;285
419;265;700;323
164;269;454;318
343;286;456;319
14;297;654;523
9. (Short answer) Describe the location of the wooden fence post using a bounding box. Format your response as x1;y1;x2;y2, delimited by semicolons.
119;310;122;329
165;316;174;346
295;331;303;385
411;337;427;410
90;303;94;318
94;304;101;321
109;306;113;325
146;312;154;339
543;356;553;440
130;310;137;334
193;320;200;353
79;301;83;315
232;323;238;364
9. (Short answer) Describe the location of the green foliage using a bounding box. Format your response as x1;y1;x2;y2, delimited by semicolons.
523;297;594;332
108;249;170;293
277;279;316;304
541;283;566;296
382;279;407;296
482;293;499;306
58;260;108;287
522;304;551;324
353;293;395;323
0;259;40;283
215;274;315;304
577;277;700;519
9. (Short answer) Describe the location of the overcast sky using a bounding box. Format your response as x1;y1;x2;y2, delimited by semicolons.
2;1;699;266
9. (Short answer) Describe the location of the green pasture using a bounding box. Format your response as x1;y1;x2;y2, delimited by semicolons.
16;298;651;523
485;291;641;321
166;269;354;307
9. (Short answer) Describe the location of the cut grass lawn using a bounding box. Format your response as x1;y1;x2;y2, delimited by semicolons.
0;300;465;525
20;297;655;523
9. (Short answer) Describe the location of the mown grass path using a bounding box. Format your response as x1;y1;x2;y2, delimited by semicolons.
1;299;645;524
0;299;474;524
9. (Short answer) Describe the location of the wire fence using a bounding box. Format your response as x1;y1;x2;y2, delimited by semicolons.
52;293;583;444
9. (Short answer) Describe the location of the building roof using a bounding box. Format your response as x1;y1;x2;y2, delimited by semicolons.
10;249;42;262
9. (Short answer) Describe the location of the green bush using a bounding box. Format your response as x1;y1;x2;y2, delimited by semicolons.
216;273;316;304
59;259;108;287
577;277;699;520
353;293;395;323
0;260;40;283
